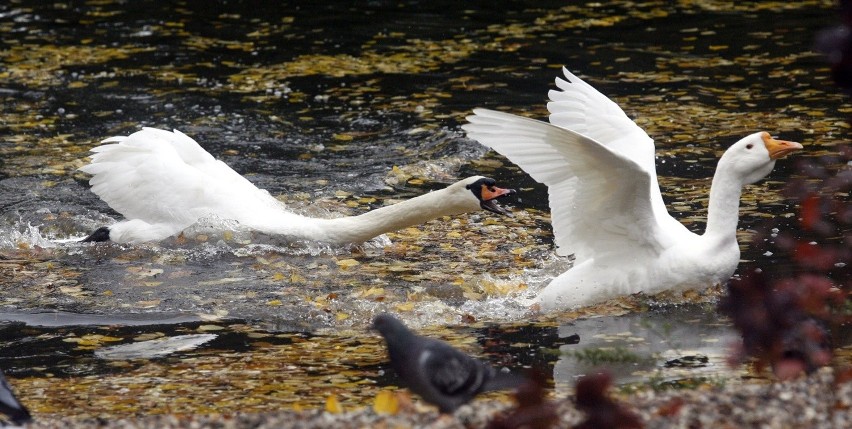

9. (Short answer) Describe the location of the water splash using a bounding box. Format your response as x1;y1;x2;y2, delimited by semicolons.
0;223;57;249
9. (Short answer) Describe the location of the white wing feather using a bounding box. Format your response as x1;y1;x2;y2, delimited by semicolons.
463;109;682;262
79;128;290;230
547;67;656;171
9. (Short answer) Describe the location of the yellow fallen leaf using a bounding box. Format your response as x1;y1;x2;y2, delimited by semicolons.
198;325;224;332
395;302;415;312
361;287;385;298
136;300;161;308
93;335;123;342
336;258;360;269
325;394;343;413
372;390;399;415
134;333;164;341
267;299;283;306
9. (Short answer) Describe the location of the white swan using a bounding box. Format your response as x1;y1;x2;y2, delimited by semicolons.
79;128;515;244
462;68;802;311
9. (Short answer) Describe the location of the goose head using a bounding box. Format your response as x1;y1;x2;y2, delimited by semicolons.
456;176;516;215
719;131;803;184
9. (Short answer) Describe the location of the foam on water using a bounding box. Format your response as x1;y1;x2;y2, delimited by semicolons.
0;223;59;249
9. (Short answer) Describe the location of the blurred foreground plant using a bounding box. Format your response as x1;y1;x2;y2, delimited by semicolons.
572;372;642;429
486;370;557;429
720;144;850;379
720;18;851;376
719;0;852;381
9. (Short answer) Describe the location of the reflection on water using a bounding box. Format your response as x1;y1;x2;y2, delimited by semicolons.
553;305;742;392
0;0;847;420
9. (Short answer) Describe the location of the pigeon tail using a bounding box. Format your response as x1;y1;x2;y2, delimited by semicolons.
482;370;526;392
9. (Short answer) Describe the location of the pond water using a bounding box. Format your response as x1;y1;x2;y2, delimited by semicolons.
0;0;848;421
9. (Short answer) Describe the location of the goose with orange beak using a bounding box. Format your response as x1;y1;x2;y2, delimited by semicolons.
463;68;803;311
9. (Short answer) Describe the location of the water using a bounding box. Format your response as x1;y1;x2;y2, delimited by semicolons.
0;0;847;420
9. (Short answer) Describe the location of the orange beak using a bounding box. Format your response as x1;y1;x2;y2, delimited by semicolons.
761;132;803;160
479;184;515;216
480;184;514;201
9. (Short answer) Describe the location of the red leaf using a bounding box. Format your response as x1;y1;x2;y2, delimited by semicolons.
800;194;821;231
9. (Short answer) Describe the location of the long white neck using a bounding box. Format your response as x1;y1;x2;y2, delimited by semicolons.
265;187;474;245
703;162;744;243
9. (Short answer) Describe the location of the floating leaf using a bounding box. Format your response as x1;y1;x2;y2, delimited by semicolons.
395;302;415;312
136;300;161;308
336;258;360;269
325;394;343;413
372;390;399;415
198;325;224;332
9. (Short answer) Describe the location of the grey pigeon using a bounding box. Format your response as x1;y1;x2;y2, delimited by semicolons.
373;313;524;413
0;370;31;426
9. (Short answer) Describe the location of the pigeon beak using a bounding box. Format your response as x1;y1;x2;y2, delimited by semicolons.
480;185;516;216
761;132;803;160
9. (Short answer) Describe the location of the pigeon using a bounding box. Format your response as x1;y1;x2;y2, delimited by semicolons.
0;370;31;426
372;313;524;414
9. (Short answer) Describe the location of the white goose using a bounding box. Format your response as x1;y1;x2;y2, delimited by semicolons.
462;68;802;311
79;128;515;244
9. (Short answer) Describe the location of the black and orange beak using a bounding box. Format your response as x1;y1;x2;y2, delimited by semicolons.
479;184;516;216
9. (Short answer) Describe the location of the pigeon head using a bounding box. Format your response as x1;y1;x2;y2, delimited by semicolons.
372;313;410;340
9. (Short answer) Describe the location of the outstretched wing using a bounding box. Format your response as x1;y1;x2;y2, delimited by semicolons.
79;128;286;227
463;109;682;262
547;68;657;173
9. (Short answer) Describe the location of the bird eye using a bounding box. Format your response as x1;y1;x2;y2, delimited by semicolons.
746;144;754;149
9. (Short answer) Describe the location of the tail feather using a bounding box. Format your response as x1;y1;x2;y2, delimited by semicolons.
483;370;526;392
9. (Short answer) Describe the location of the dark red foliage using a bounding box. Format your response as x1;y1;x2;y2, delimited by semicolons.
719;157;848;379
836;367;852;385
655;397;685;418
572;372;643;429
720;9;852;372
486;370;558;429
719;53;851;379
